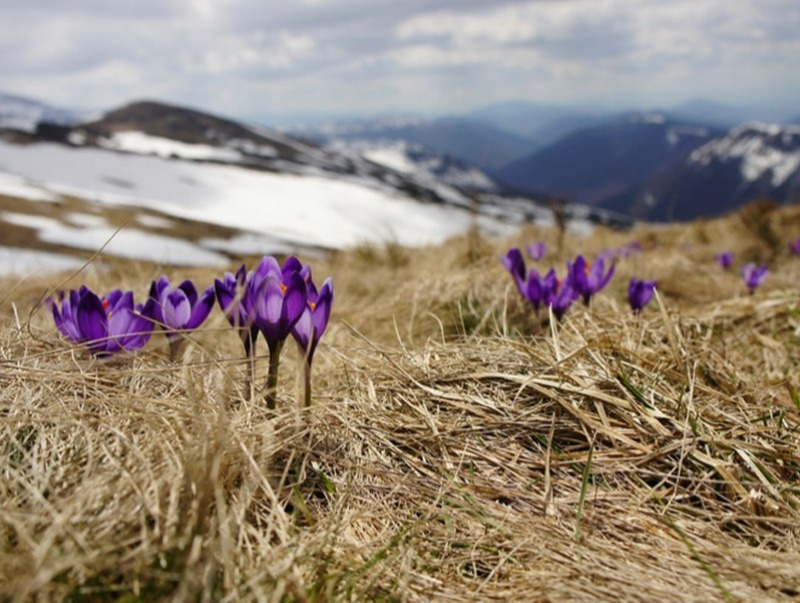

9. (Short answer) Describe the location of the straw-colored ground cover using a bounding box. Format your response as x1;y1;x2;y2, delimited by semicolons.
1;202;799;601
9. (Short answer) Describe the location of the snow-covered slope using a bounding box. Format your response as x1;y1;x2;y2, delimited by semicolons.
605;122;800;221
0;139;513;254
330;139;498;193
688;122;800;187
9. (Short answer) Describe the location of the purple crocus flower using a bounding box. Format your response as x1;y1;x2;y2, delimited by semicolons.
741;263;768;293
250;256;308;355
248;255;308;408
628;278;656;314
501;247;527;298
715;251;734;269
146;276;215;359
292;271;334;407
48;286;153;357
526;242;547;261
215;263;265;398
525;268;556;313
292;276;334;366
789;237;800;255
546;276;579;321
569;255;614;305
216;264;252;328
215;263;261;358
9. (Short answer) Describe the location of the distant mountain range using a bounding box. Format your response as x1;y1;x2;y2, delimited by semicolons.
605;122;800;220
292;115;533;172
298;103;800;222
3;90;798;226
494;113;723;205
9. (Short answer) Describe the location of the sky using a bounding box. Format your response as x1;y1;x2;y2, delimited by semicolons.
1;0;799;124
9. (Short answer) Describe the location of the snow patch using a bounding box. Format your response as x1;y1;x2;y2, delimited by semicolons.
0;210;228;266
0;246;85;276
0;172;60;202
99;131;243;162
135;214;175;229
363;144;418;175
64;212;108;228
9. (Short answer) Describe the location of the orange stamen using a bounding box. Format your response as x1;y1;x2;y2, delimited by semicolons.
309;301;317;311
280;283;287;295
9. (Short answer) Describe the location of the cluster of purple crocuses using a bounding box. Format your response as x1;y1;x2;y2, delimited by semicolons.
501;247;615;320
47;255;333;408
502;243;659;317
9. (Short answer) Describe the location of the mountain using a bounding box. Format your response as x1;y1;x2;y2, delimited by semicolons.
605;122;800;221
668;99;759;129
467;101;608;147
494;113;721;206
290;115;534;172
0;92;89;132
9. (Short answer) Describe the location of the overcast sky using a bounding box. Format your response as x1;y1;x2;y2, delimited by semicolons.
2;0;799;123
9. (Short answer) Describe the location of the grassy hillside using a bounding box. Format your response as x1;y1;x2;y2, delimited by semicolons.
2;202;800;600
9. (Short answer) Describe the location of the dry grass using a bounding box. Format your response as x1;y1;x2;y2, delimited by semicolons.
2;204;800;601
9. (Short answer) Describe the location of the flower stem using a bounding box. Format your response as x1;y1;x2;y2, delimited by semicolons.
242;327;257;400
265;341;283;410
168;338;184;362
303;361;312;408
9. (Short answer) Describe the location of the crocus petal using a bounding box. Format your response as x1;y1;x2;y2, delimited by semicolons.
215;275;238;326
525;270;544;310
255;255;281;281
311;278;334;340
260;277;284;324
108;301;135;337
527;242;546;261
185;285;216;329
281;256;303;280
741;263;768;290
501;248;526;297
177;280;199;308
50;292;83;341
598;261;615;290
628;278;656;312
104;289;125;311
281;271;308;333
162;288;192;329
216;267;252;327
120;312;154;351
76;291;109;351
108;291;134;318
255;278;285;351
292;306;312;353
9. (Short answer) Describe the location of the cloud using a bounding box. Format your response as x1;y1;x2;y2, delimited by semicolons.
0;0;798;118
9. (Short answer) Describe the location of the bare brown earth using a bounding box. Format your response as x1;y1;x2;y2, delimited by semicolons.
1;200;799;601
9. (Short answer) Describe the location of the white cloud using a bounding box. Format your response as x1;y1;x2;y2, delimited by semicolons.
0;0;798;118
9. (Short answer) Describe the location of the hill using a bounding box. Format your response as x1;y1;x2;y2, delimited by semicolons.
1;97;630;272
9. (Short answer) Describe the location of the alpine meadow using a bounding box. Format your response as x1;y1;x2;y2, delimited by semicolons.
2;199;800;601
